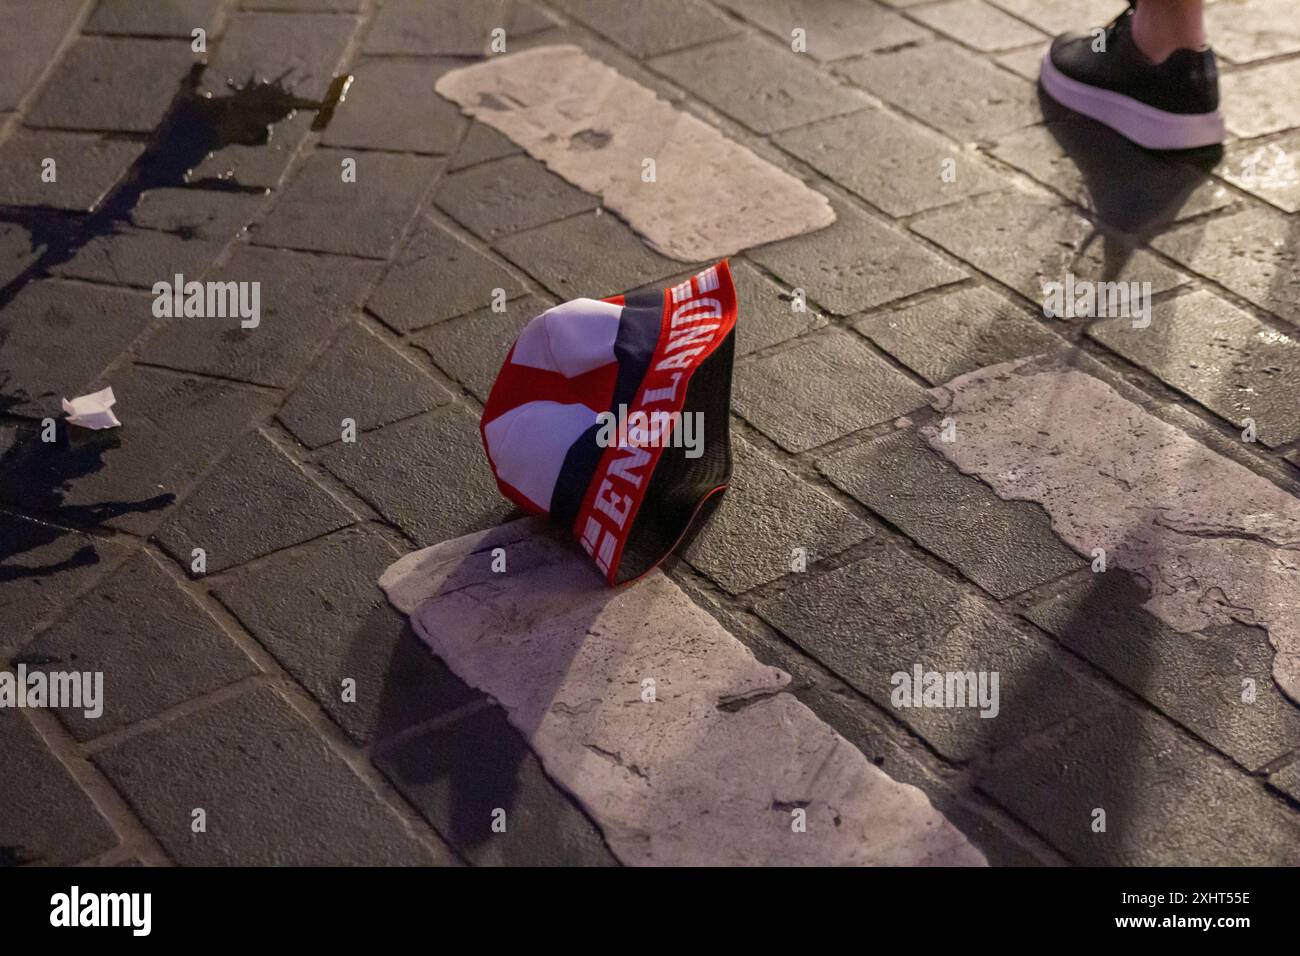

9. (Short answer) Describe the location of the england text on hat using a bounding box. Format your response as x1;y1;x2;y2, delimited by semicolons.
0;664;103;719
579;264;732;578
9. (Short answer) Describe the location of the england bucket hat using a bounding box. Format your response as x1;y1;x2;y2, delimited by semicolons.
480;261;738;585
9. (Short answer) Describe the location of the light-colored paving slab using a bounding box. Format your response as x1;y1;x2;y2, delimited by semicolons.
380;519;985;866
924;357;1300;704
1205;0;1300;64
433;45;835;262
987;0;1126;36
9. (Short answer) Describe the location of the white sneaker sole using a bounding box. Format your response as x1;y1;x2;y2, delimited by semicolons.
1039;52;1225;150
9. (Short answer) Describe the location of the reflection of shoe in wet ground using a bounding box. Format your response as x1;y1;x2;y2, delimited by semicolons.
1040;6;1225;150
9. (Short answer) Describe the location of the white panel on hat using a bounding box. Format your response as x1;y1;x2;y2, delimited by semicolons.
483;400;601;512
511;298;622;378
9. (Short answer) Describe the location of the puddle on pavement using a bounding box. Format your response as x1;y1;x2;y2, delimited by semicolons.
0;64;352;576
0;63;353;310
0;381;173;574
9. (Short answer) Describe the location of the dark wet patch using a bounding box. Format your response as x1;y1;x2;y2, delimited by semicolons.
0;385;170;576
0;64;353;579
770;799;811;812
0;64;353;309
0;518;98;583
475;92;514;111
569;129;611;151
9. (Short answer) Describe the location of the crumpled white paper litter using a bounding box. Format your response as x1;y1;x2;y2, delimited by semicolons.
61;386;121;430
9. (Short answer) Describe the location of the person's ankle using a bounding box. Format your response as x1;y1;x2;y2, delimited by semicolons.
1130;4;1207;65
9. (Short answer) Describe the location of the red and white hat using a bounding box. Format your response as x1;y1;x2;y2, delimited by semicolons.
480;260;738;586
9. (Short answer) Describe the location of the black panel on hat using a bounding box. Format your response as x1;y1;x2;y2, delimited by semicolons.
614;328;735;585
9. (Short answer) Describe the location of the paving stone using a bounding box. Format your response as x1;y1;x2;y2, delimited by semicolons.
0;512;128;656
0;222;39;290
774;110;1011;217
321;58;465;154
155;431;355;573
380;519;984;865
820;428;1084;597
434;155;597;243
187;109;312;190
1151;207;1300;328
495;210;680;300
747;199;966;316
990;122;1232;232
199;12;356;101
1221;132;1300;214
995;45;1043;81
92;685;441;865
139;246;380;387
53;226;225;289
130;187;268;241
252;149;440;259
650;35;871;135
1206;0;1300;64
1025;569;1300;772
907;0;1046;51
0;280;152;419
756;542;1109;762
729;258;827;356
18;552;258;741
0;364;273;536
1222;58;1300;139
734;328;929;453
214;527;480;745
364;0;556;56
437;46;835;262
447;121;520;172
682;435;872;593
912;190;1185;305
85;0;225;36
712;0;930;61
0;132;143;211
410;293;552;402
552;0;737;57
320;405;514;546
0;0;82;111
1089;289;1300;447
1269;760;1300;803
855;286;1067;384
926;355;1300;704
366;215;526;333
836;40;1040;141
26;38;196;133
278;324;451;449
0;708;117;866
977;704;1300;864
376;703;615;865
986;0;1126;36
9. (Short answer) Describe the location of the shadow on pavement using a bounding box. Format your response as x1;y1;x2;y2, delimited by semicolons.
0;65;346;310
369;527;619;865
1039;87;1222;236
0;381;172;579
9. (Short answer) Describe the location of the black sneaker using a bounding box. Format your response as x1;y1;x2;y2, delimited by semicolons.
1040;4;1224;150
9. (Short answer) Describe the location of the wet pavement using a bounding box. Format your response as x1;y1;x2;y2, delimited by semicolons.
2;0;1300;866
